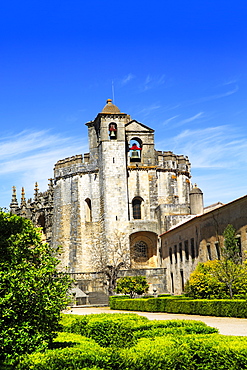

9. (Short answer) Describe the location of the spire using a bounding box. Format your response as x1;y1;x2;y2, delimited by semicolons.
10;186;19;211
34;182;39;200
21;187;26;207
48;178;54;190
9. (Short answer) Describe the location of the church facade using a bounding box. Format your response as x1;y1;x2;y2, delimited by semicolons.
10;99;205;296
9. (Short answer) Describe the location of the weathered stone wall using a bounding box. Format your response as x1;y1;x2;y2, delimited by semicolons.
160;195;247;295
70;267;167;299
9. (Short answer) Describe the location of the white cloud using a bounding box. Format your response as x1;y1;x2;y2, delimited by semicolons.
174;112;204;127
186;85;239;106
141;74;166;91
137;104;161;117
0;130;88;207
162;115;180;125
121;73;135;85
170;125;247;169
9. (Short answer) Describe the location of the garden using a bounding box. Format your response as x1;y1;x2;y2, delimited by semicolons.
1;212;247;369
14;313;247;370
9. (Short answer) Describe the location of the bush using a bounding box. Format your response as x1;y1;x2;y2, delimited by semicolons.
18;332;247;370
109;295;130;310
64;313;149;348
110;296;247;318
117;335;247;370
17;314;247;370
0;212;72;366
16;333;111;370
186;226;247;299
185;261;227;299
133;320;218;339
62;313;217;346
115;276;149;298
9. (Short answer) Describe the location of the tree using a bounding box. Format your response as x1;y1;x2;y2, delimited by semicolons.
91;231;131;296
185;261;226;299
115;276;149;298
214;224;244;298
185;225;247;299
0;211;72;365
222;224;241;263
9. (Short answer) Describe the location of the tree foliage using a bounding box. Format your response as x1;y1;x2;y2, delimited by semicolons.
0;211;72;365
115;276;149;298
185;225;247;299
185;261;226;299
222;224;241;263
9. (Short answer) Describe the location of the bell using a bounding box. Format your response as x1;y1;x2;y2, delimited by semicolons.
131;150;139;159
110;130;116;138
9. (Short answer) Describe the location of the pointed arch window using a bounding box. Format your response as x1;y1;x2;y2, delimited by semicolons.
132;197;143;219
129;138;142;162
109;122;117;139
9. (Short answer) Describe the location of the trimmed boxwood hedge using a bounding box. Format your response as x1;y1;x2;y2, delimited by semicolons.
17;331;247;370
117;334;247;370
15;314;247;370
110;296;247;317
61;313;217;344
16;333;112;370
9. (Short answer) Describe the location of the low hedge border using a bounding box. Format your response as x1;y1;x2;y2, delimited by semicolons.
16;333;111;370
17;332;247;370
109;296;247;317
60;313;217;346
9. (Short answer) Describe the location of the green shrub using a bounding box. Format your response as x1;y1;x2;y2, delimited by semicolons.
115;276;149;298
62;313;217;348
109;295;130;309
110;296;247;318
18;332;247;370
165;299;247;317
0;212;72;366
17;333;111;370
110;296;171;312
66;313;149;348
59;313;83;331
17;314;247;370
133;320;218;339
117;335;247;370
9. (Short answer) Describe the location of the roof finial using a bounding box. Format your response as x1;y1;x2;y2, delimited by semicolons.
21;187;26;206
10;186;19;211
48;178;53;190
34;182;39;200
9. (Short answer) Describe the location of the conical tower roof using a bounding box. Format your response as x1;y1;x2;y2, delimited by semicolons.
101;99;121;114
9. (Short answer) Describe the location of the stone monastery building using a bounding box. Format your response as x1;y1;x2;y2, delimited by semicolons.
10;99;247;299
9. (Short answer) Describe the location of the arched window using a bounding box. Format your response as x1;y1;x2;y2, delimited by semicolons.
133;241;148;260
132;197;142;219
109;122;117;139
85;198;92;222
129;138;142;162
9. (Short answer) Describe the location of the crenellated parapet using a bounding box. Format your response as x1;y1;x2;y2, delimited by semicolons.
156;150;191;174
53;153;99;181
54;154;83;169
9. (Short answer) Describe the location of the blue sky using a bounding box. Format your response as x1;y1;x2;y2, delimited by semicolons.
1;1;247;208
